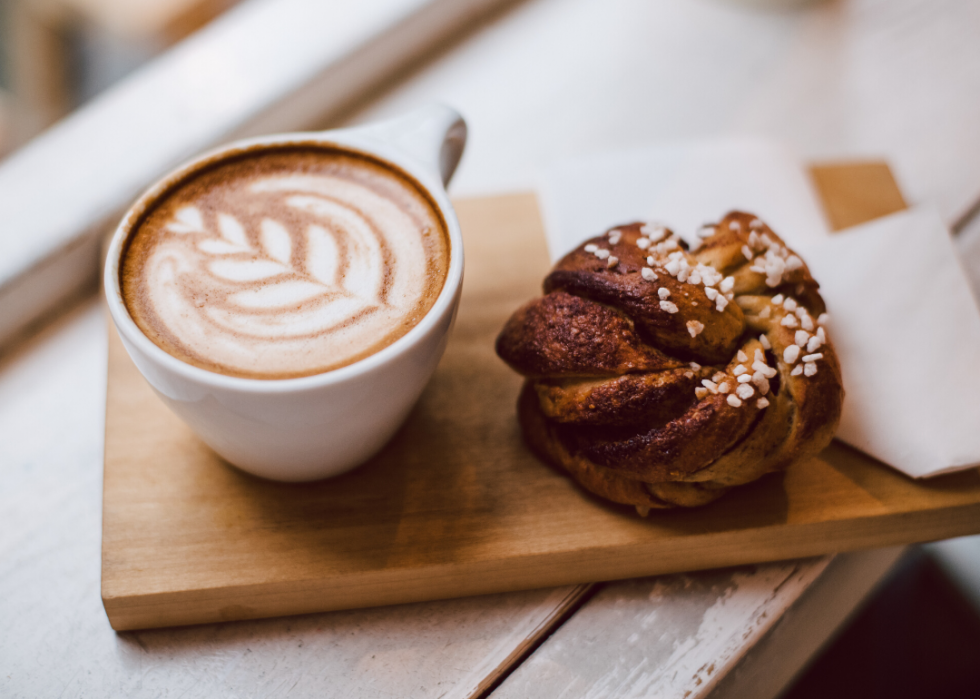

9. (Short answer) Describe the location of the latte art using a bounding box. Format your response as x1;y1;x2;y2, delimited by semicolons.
121;148;450;379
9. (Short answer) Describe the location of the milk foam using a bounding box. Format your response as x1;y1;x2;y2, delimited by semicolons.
122;150;448;379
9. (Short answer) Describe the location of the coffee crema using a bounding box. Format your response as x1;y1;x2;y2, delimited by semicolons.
121;146;450;379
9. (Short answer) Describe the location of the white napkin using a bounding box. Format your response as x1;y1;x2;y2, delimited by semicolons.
538;138;830;258
537;140;980;478
800;208;980;477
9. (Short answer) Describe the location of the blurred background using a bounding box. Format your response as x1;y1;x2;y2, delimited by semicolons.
1;0;979;696
0;0;238;154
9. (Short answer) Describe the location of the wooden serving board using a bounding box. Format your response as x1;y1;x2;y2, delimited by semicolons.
102;165;980;631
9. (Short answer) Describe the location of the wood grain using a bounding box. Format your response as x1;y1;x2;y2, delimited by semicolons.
491;547;904;699
103;182;980;631
491;558;832;698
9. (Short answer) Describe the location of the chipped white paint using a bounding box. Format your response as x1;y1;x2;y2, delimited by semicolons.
491;560;830;698
642;563;830;696
710;547;904;699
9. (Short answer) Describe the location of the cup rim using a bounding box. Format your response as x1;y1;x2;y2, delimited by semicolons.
104;129;464;394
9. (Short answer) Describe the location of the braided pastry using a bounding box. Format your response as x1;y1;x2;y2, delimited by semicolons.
496;212;843;514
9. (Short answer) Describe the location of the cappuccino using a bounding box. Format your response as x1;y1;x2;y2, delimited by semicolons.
121;146;450;379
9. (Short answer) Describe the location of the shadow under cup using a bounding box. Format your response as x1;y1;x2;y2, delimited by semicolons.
104;111;466;482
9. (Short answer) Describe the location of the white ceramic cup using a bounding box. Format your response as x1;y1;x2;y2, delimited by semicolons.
104;105;467;481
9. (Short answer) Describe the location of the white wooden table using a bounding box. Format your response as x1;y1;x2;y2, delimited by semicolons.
3;0;980;696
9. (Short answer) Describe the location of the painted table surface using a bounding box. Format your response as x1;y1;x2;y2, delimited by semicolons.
5;0;980;697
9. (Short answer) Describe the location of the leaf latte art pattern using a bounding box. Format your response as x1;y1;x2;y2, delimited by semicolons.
122;150;449;379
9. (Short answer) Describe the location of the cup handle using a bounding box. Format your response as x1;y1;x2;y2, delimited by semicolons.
340;104;467;187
